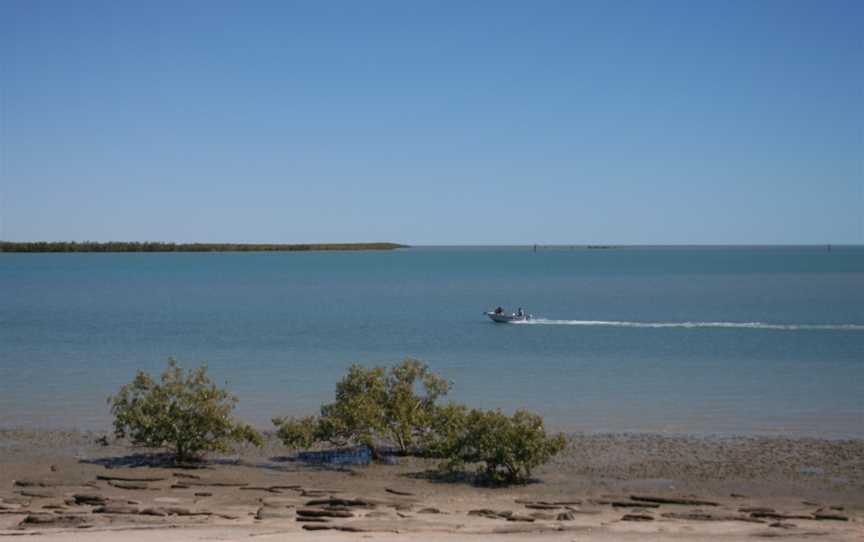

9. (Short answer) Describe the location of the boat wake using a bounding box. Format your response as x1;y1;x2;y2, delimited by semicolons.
513;319;864;331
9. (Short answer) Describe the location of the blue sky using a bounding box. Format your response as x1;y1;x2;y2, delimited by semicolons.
1;0;861;245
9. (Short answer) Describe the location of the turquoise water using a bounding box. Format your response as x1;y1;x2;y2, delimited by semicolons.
1;246;862;437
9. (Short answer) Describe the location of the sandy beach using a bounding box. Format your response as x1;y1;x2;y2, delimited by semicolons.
1;429;861;541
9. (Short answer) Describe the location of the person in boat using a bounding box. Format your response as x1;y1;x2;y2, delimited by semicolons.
517;307;524;317
494;306;504;315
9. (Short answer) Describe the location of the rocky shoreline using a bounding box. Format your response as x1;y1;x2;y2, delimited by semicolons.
1;428;862;540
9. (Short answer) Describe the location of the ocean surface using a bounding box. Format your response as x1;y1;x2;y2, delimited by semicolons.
1;246;862;438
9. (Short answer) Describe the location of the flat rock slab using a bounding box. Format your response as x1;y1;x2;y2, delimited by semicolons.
299;489;346;497
608;500;660;508
631;495;719;507
563;508;603;516
161;506;211;516
14;479;78;488
469;509;513;520
491;524;575;535
300;490;330;498
297;508;354;518
319;505;353;513
517;499;581;507
139;508;169;517
524;503;562;510
663;512;765;523
301;524;352;532
740;507;776;514
72;494;109;506
260;497;295;507
20;513;90;527
93;505;141;514
96;475;166;483
2;497;32;505
750;511;816;520
812;512;849;521
305;498;375;508
109;481;154;490
385;488;415;496
256;507;295;520
17;488;56;498
302;524;397;533
622;514;654;521
181;479;249;487
172;473;202;480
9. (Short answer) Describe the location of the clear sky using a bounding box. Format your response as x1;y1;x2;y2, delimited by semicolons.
1;0;862;245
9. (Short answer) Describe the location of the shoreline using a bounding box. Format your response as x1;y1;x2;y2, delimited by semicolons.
4;424;864;443
5;410;864;442
2;428;861;541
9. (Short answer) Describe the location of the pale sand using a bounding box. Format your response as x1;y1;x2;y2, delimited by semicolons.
1;429;861;541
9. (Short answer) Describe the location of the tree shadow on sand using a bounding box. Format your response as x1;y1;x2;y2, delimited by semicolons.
79;452;357;476
80;452;212;469
252;455;357;475
402;469;542;488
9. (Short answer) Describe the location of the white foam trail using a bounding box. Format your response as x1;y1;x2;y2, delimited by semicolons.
513;319;864;331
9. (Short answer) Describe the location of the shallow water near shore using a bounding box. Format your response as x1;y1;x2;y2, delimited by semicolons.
1;246;862;436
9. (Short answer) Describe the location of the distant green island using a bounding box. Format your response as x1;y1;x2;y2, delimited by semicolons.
0;241;408;253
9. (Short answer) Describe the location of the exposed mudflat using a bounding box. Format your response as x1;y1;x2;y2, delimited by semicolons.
1;429;862;541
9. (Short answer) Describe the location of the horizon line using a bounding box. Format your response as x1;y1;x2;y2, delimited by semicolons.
2;240;863;249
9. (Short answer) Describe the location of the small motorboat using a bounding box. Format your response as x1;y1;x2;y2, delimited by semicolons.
484;307;531;323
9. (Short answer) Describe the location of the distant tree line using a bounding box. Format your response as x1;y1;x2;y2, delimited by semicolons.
0;241;407;253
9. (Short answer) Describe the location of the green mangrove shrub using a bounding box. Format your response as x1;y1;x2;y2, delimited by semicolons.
108;359;262;462
435;408;567;485
274;358;451;455
273;359;565;483
273;414;320;450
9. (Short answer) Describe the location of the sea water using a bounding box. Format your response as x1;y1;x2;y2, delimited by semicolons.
1;246;862;437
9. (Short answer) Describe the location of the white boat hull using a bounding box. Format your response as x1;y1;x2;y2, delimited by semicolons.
485;312;530;323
